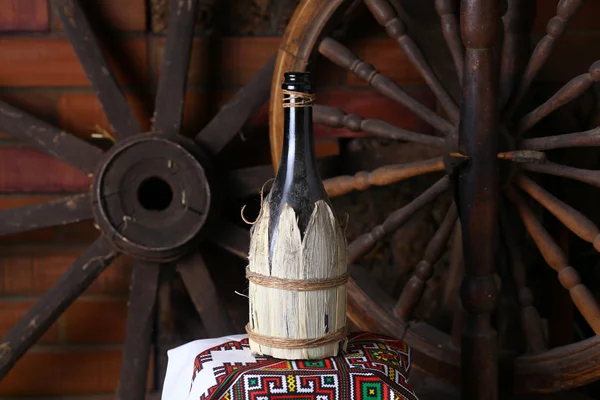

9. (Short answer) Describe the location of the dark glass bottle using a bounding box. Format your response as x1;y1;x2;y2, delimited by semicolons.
268;72;332;264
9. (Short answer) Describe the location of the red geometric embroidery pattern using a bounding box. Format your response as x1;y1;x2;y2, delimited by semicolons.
190;332;418;400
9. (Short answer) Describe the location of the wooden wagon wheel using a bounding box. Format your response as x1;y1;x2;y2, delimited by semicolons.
269;0;600;397
0;0;274;397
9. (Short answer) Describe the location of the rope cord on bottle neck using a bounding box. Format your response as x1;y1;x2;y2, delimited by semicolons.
282;89;315;108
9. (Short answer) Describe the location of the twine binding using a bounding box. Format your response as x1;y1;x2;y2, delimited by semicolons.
246;324;348;349
241;178;273;225
246;266;348;291
282;89;315;108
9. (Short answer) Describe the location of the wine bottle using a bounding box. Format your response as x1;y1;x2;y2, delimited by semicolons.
246;72;348;360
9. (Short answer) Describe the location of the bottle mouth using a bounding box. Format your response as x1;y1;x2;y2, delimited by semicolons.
282;72;313;93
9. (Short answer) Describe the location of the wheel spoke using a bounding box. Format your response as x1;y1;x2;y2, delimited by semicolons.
314;105;445;148
177;252;235;336
0;237;118;378
500;205;546;353
505;186;600;334
195;56;275;154
210;221;250;260
365;0;459;122
520;161;600;189
227;165;274;199
520;126;600;151
318;37;454;135
54;0;141;141
394;202;457;320
517;61;600;135
434;0;464;85
324;157;445;198
498;0;537;109
497;150;546;163
348;175;449;263
116;260;160;400
0;101;103;174
152;0;199;135
516;174;600;252
0;193;93;237
505;0;584;119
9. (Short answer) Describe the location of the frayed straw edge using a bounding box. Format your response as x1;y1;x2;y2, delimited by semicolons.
241;178;274;225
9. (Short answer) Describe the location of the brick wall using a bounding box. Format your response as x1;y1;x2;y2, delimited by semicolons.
0;0;599;397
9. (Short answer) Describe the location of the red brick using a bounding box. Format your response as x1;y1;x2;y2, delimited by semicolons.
0;195;59;243
533;0;600;32
314;89;436;138
96;0;146;31
214;37;278;86
0;348;123;395
0;38;148;87
0;91;57;139
0;0;48;32
0;247;131;296
64;299;127;343
183;91;210;136
87;255;133;296
315;140;340;158
0;251;32;294
52;0;146;32
213;90;270;131
152;37;278;87
0;300;59;343
57;92;152;138
0;147;91;192
347;39;425;86
60;220;101;243
0;226;57;244
535;34;600;83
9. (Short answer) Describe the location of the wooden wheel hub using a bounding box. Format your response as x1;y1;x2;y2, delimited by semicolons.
91;134;215;261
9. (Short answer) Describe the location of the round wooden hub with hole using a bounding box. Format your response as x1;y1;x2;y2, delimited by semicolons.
92;134;214;261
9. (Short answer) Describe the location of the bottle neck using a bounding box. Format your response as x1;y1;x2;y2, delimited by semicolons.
278;106;319;176
268;103;327;236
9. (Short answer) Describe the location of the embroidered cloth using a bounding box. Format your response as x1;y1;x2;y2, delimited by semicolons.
162;332;418;400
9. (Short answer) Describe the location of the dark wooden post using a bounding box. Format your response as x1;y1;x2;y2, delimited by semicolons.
457;1;501;399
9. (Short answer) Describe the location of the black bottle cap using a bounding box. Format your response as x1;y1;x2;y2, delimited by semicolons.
282;72;313;93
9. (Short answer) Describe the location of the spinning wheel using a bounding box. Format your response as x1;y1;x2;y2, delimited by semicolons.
269;0;600;397
0;0;275;397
